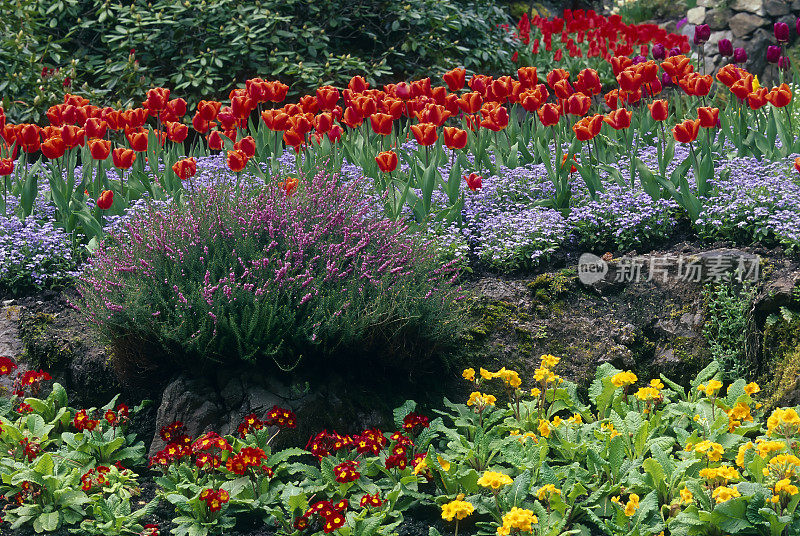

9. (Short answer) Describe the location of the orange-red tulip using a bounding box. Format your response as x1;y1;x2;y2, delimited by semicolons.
443;127;468;150
573;114;603;141
282;129;305;148
348;76;369;93
561;154;577;173
166;121;188;143
766;84;792;107
207;130;224;151
0;158;13;176
62;125;85;148
443;68;466;91
464;172;482;191
341;107;363;128
84;118;107;140
648;100;669;121
795;157;800;174
126;129;148;152
172;157;196;181
517;66;538;89
457;92;483;114
660;55;693;83
747;87;769;110
88;138;111;160
553;79;574;100
616;69;643;93
112;148;136;169
546;68;570;89
566;93;591;116
370;113;394;136
315;86;340;111
234;136;256;158
375;150;398;173
672;119;701;143
697;107;719;128
143;87;170;113
41;137;66;159
411;123;438;146
197;100;222;121
603;108;632;130
610;55;633;76
97;190;114;210
537;103;561;126
227;150;248;172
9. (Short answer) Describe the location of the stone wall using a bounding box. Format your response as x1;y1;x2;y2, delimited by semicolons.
686;0;799;79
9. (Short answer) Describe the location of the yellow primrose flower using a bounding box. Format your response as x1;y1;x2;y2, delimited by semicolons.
552;416;563;427
699;465;740;482
480;368;494;380
495;368;522;388
462;368;475;381
712;486;741;503
540;354;560;368
601;422;620;438
744;382;760;395
611;371;637;387
704;380;723;396
568;413;582;425
413;457;428;475
767;408;800;436
649;379;665;390
680;487;693;504
611;495;622;505
477;470;513;490
635;387;660;401
756;439;786;458
530;387;541;397
537;484;562;501
693;440;725;462
441;494;474;521
538;419;552;438
624;494;640;516
775;478;799;496
771;494;781;503
497;507;538;535
467;391;496;408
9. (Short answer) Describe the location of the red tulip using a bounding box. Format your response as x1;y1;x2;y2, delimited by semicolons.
283;128;305;148
672;119;701;143
679;73;713;97
574;68;602;96
537;103;561;126
375;150;398;173
573;114;603;141
165;98;187;118
519;90;543;113
660;55;693;83
97;190;114;210
517;66;538;89
17;124;40;152
747;87;769;110
370;113;394;136
566;93;591;116
411;123;438;146
561;154;577;173
112;148;136;169
143;87;170;113
443;68;466;91
341;107;363;128
394;82;412;100
697;107;719;128
546;68;570;89
281;176;299;196
207;130;224;151
648;99;669;121
327;124;343;143
88;138;111;160
166;122;188;143
0;158;13;176
464;172;482;191
314;112;333;134
316;86;340;111
103;110;126;131
603;108;632;130
443;127;468;150
197;100;222;121
766;84;792;108
610;55;633;76
261;110;290;131
553;79;574;100
795;157;800;174
41;137;66;159
84;118;107;140
122;108;148;129
480;105;509;131
226;150;248;172
616;69;643;93
172;157;197;181
457;92;483;114
62;125;85;148
126;129;148;152
348;76;369;93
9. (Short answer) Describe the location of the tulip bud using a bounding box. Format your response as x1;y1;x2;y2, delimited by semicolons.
693;24;711;45
652;43;666;60
766;45;781;64
718;39;733;57
669;47;682;57
733;47;747;64
774;22;790;43
779;56;790;70
661;72;673;86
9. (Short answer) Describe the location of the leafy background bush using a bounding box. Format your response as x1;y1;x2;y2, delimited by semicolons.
79;175;466;377
3;0;518;122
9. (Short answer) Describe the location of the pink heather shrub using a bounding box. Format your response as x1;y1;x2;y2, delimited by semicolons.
79;174;466;374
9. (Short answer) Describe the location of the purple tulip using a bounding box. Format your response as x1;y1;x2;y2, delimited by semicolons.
797;17;800;38
767;45;781;63
718;39;733;57
774;22;790;43
652;43;666;60
733;47;747;64
669;47;682;57
632;55;647;64
693;24;711;45
661;72;673;86
779;56;790;70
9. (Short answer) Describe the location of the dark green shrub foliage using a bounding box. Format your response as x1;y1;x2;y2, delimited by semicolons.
78;175;466;374
8;0;516;121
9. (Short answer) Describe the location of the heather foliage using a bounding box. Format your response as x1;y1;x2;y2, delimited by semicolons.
79;175;466;373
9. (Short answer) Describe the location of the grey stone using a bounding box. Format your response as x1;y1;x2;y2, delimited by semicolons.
729;12;769;37
793;0;800;12
687;6;707;24
765;0;791;15
707;29;734;46
745;27;775;76
706;8;734;29
697;0;722;7
731;0;766;13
